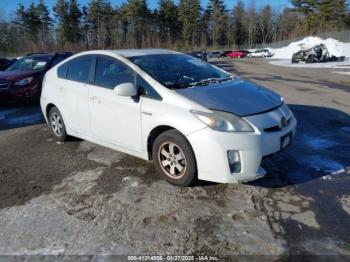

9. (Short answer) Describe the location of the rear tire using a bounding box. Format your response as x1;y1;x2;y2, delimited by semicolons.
153;130;197;187
48;107;67;142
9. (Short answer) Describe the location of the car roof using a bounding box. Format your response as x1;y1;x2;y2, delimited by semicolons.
27;53;53;57
26;52;73;57
104;49;180;58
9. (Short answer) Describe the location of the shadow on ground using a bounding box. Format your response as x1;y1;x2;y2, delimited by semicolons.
0;103;45;131
248;104;350;188
247;104;350;255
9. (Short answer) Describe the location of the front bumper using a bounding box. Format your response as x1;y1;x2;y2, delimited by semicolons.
0;83;39;103
186;105;297;183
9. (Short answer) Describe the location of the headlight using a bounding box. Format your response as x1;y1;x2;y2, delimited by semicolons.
191;110;254;132
14;77;34;86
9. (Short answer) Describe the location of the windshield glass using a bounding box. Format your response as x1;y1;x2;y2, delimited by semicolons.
128;54;231;89
7;56;52;71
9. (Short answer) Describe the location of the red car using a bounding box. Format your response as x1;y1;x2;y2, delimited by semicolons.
226;50;250;59
0;52;72;104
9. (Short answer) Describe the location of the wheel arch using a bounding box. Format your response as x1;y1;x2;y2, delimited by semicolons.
147;125;196;162
45;103;56;119
147;125;174;160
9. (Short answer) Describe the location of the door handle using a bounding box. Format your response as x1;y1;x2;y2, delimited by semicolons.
90;96;100;104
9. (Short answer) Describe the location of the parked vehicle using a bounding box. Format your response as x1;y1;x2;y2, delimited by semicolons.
41;49;297;187
226;50;250;58
0;58;14;71
207;51;221;59
247;49;273;58
186;50;207;62
0;52;73;104
292;44;345;64
219;50;232;57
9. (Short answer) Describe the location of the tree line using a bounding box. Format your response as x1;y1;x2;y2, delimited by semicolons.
0;0;349;55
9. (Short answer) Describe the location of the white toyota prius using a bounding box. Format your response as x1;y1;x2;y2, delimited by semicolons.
40;49;297;186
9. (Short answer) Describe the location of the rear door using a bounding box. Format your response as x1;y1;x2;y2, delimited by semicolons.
57;55;94;133
88;55;142;152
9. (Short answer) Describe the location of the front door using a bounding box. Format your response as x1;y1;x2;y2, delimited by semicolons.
88;55;142;152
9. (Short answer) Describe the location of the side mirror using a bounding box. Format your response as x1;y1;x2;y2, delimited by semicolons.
114;82;138;97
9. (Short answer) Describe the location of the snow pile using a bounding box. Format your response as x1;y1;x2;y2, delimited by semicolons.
270;36;350;59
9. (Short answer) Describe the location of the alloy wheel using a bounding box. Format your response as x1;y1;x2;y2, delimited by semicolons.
158;142;187;179
51;112;63;136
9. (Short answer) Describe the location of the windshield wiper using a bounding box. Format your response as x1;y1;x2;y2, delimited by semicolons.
167;76;234;90
167;83;192;90
189;76;234;87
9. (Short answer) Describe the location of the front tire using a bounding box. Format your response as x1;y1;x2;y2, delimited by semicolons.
153;130;197;187
48;107;67;142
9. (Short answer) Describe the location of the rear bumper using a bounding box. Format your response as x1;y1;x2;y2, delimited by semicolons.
186;105;297;183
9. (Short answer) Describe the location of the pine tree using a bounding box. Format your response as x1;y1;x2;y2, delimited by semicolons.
207;0;227;48
54;0;70;44
245;1;257;48
14;3;43;42
86;0;116;48
232;0;246;47
158;0;178;46
68;0;83;43
178;0;200;47
319;0;347;30
291;0;348;33
258;5;273;44
37;0;53;44
122;0;150;48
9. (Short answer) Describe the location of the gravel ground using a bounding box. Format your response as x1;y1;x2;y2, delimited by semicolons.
0;58;349;259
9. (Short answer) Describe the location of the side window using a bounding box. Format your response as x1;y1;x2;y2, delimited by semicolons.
57;63;68;78
94;56;135;90
66;55;92;83
137;76;162;100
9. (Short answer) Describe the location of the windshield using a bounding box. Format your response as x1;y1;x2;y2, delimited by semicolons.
7;56;52;71
128;54;232;89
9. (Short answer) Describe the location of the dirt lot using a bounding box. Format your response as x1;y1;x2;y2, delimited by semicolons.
0;59;349;258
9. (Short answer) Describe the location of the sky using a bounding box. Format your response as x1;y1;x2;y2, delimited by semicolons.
0;0;292;17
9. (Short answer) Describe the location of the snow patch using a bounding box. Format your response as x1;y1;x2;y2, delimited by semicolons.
300;155;344;173
340;196;350;216
332;71;350;76
270;36;350;60
269;59;350;68
77;141;126;166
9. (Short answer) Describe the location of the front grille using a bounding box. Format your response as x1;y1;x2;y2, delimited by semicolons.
264;117;292;132
0;80;11;89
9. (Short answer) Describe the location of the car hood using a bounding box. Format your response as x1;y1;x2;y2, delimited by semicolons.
0;70;36;81
176;78;283;117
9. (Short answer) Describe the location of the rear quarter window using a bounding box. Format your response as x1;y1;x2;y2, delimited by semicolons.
66;55;93;83
57;63;68;78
